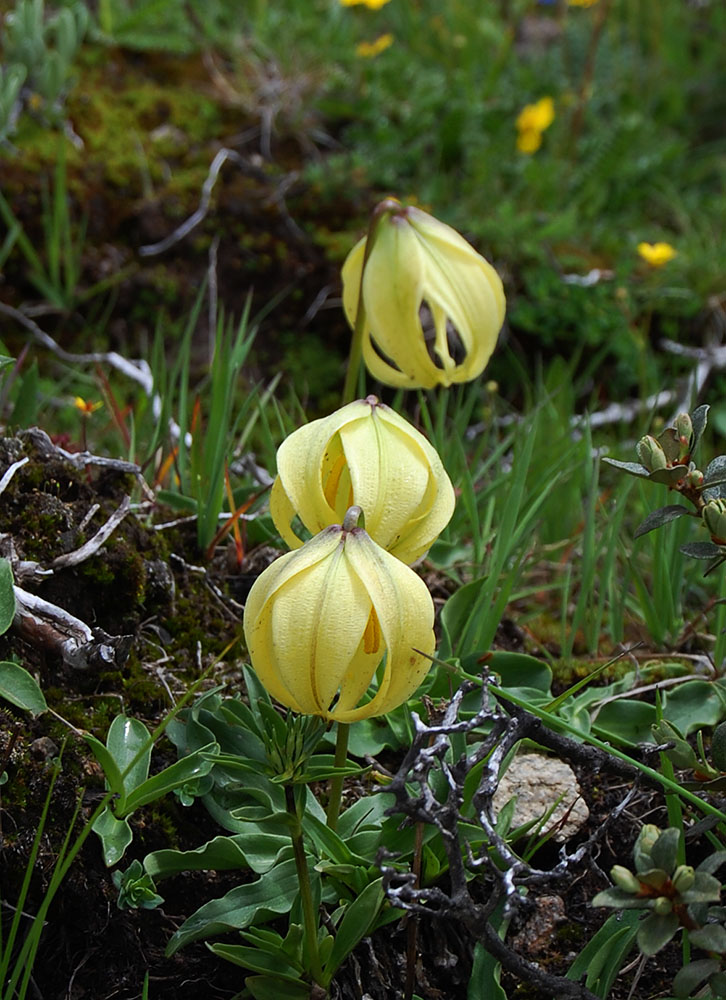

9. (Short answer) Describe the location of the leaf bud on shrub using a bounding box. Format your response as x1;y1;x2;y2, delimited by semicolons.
611;865;642;894
674;413;693;457
653;896;674;916
637;435;668;472
703;499;726;543
671;864;695;893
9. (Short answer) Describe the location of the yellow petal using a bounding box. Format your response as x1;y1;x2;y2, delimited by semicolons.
269;476;305;549
270;544;375;715
332;530;435;721
407;208;506;384
343;205;505;389
375;407;454;562
273;401;365;537
243;527;344;712
271;398;455;565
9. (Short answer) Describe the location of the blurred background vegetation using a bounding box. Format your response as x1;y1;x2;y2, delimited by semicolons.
1;0;725;412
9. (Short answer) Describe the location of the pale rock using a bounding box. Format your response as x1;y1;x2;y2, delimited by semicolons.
493;753;589;840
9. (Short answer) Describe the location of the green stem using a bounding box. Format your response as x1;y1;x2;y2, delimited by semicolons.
285;785;325;986
326;722;350;830
341;198;401;405
341;287;367;406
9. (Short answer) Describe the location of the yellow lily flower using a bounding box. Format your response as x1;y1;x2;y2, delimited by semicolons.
243;512;435;723
341;201;505;389
637;242;677;268
270;396;455;565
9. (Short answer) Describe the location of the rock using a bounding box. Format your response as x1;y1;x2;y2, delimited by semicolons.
30;736;59;760
493;753;589;840
511;895;567;955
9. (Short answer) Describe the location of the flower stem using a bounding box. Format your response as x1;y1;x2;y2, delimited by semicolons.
285;784;325;985
326;721;350;830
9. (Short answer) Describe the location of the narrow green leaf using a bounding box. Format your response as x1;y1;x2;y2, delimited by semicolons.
207;942;304;981
121;743;217;816
324;878;384;978
566;912;639;995
244;976;312;1000
83;732;125;796
468;941;507;1000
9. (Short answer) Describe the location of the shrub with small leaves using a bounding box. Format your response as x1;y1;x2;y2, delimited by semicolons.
594;824;726;985
605;405;726;574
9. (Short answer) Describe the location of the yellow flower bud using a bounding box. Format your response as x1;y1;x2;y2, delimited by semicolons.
342;201;505;389
242;513;435;723
270;396;455;565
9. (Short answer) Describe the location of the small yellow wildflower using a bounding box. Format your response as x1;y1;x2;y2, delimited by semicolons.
356;33;394;57
569;0;599;6
340;0;392;7
515;97;555;154
637;242;677;268
73;396;103;414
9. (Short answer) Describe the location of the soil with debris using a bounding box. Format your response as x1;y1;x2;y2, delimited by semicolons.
0;428;686;1000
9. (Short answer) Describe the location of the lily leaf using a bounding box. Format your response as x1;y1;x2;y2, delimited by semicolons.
166;857;303;955
0;661;47;716
92;807;133;867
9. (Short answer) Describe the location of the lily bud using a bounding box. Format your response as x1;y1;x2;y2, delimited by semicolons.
636;435;668;472
342;200;506;389
703;499;726;542
243;512;435;723
270;396;455;565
